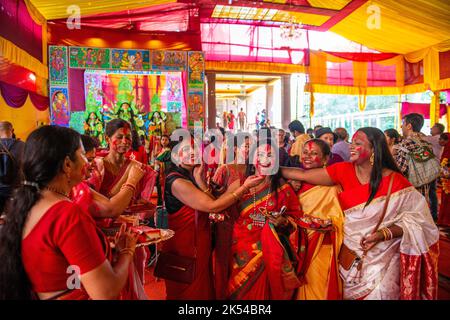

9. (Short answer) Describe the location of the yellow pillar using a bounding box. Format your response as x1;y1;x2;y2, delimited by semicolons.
430;91;440;126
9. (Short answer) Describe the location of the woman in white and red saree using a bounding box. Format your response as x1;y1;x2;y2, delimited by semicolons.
283;127;439;300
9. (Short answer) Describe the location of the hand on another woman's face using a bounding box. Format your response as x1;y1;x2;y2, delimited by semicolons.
243;175;265;189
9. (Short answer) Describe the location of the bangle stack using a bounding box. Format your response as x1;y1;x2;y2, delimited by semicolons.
119;248;135;257
121;183;136;194
231;191;240;201
379;227;393;241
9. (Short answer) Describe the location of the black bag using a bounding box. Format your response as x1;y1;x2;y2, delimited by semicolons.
0;140;17;185
153;251;196;284
154;209;198;284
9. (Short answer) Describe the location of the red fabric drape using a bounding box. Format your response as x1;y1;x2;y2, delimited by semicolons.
0;0;43;62
48;22;201;51
325;52;397;62
0;81;48;110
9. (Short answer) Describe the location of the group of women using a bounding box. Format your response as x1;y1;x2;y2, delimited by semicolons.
161;126;439;300
0;120;440;300
0;120;155;300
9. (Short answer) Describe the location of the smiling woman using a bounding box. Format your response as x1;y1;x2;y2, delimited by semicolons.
282;127;440;300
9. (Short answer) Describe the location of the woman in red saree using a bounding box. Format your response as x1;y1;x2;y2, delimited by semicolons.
211;134;251;299
70;134;148;300
283;127;439;300
227;136;303;300
161;137;263;299
438;133;450;226
290;139;344;300
0;125;138;300
96;119;157;297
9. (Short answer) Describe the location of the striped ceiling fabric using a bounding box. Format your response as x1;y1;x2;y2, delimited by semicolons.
28;0;176;20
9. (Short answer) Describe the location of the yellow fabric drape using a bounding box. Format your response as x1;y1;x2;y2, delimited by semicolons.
330;0;450;54
374;55;404;87
0;94;50;140
29;0;176;20
205;61;306;74
0;37;48;80
353;61;367;88
310;90;315;118
430;91;441;126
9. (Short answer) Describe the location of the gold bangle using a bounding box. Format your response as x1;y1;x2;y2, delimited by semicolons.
385;227;393;240
231;192;240;201
202;187;210;193
121;183;136;193
119;248;135;257
381;228;389;241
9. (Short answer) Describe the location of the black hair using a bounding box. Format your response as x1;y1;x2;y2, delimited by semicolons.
433;123;445;134
403;113;424;132
0;125;81;299
334;128;348;141
288;120;305;134
105;118;131;138
357;127;401;207
303;138;331;158
81;134;99;152
384;128;401;144
131;129;141;151
440;133;449;140
160;134;171;148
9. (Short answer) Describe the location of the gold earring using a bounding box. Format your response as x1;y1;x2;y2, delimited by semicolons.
370;153;375;166
323;162;327;168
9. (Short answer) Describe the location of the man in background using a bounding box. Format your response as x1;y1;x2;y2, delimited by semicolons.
0;121;25;212
332;127;351;161
424;122;445;221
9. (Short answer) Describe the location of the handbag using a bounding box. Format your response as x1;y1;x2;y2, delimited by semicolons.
154;209;198;284
338;174;395;271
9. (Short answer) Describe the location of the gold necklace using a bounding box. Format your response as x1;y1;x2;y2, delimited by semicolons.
45;186;70;199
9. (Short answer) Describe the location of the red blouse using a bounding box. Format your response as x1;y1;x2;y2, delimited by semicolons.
22;201;107;293
326;162;412;210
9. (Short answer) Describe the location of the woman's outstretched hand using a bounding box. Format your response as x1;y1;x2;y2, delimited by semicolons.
243;175;265;189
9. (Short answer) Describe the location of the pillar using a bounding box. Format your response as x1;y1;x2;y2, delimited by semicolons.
281;75;291;129
206;72;216;129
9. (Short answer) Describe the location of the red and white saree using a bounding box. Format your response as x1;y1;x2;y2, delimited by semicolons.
327;162;439;300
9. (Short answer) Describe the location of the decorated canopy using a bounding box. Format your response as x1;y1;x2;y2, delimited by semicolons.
0;0;449;123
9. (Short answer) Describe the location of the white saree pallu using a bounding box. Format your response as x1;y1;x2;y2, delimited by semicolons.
338;177;439;300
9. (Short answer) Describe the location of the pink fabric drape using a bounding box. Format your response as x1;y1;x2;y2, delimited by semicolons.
201;23;308;65
0;0;43;62
0;81;48;110
401;102;447;119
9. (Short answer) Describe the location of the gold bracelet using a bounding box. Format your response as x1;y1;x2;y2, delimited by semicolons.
202;187;210;193
381;228;389;241
231;192;240;201
385;227;393;241
121;183;136;193
119;248;135;257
